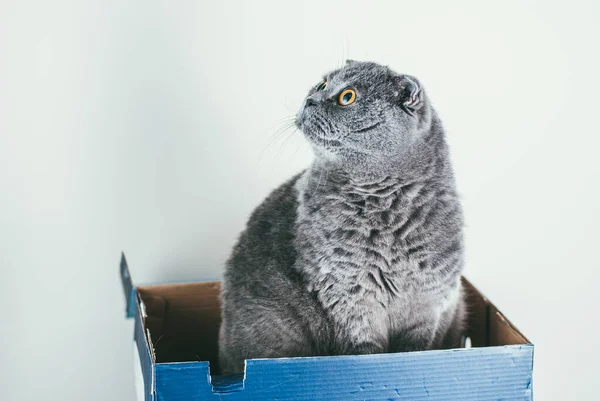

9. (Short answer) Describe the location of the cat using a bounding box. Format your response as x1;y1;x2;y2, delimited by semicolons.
218;60;465;374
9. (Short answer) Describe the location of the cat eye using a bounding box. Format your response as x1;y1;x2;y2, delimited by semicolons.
338;88;356;106
317;81;327;91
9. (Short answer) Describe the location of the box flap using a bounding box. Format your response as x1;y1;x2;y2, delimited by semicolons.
120;252;136;318
462;277;531;346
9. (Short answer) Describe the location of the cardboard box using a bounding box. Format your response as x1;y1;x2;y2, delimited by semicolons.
120;253;534;400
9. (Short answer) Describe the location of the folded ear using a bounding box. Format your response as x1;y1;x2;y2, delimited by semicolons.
394;74;424;116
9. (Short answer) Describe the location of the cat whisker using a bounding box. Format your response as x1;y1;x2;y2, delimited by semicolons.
310;169;325;199
274;127;299;162
258;119;298;162
269;115;297;128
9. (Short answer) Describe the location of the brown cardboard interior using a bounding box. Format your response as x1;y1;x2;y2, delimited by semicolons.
137;278;529;374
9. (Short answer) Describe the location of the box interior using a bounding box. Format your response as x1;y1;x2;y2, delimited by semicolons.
137;278;529;375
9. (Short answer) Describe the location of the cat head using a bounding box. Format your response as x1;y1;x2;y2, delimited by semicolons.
296;61;433;172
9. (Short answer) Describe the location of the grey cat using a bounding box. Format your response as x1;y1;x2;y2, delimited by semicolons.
219;60;465;374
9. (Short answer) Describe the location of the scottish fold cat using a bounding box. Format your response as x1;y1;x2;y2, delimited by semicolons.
219;61;465;374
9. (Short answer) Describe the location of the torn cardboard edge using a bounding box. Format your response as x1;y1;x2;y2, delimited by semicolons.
133;287;156;398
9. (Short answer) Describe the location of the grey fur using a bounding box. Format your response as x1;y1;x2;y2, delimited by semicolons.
219;61;465;374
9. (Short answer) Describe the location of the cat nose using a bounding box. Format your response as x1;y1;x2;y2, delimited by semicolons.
305;98;318;107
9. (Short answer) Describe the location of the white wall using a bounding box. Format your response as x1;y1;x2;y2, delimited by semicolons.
1;1;599;400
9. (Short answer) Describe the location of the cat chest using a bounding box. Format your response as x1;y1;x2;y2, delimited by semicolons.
297;221;419;298
299;206;417;267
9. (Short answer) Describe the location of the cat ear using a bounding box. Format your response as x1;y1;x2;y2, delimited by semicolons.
345;59;357;66
394;75;424;116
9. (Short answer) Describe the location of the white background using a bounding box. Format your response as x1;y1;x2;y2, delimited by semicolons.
1;1;599;400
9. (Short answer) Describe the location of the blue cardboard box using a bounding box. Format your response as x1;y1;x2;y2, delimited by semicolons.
120;253;533;400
